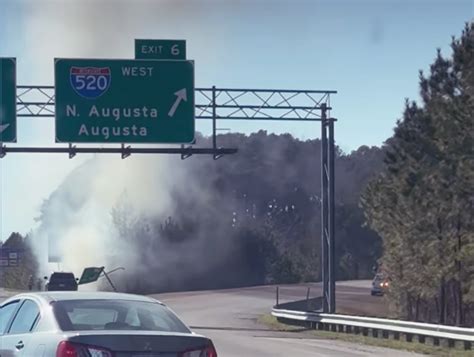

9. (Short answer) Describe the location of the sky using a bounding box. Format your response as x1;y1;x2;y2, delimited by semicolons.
0;0;472;239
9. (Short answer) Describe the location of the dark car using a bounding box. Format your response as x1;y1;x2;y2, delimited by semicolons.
371;273;389;296
45;272;78;291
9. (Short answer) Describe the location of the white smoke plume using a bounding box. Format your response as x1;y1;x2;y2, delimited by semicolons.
33;154;193;287
7;0;214;282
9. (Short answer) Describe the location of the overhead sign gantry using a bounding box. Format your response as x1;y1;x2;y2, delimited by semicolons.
0;41;337;312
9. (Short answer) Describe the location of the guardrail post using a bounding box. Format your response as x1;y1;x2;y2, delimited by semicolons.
418;335;426;344
433;337;440;346
406;333;413;343
448;339;455;348
306;287;310;310
372;329;378;338
393;331;400;340
276;286;279;307
464;341;471;350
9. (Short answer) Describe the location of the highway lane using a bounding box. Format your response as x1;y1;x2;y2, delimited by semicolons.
153;282;422;357
1;284;421;356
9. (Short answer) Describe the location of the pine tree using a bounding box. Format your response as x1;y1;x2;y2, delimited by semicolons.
362;23;474;326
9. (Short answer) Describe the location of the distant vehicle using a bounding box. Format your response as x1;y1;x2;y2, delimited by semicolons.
0;291;218;356
44;272;78;291
371;273;390;296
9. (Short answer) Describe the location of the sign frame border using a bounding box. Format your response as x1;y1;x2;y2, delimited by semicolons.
0;57;17;143
54;57;195;144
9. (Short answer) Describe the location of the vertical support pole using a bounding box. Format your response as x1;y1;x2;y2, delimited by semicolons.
328;119;336;313
320;103;329;313
212;85;217;150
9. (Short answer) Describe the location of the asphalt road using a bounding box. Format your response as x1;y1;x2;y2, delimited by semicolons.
152;282;423;357
0;283;422;356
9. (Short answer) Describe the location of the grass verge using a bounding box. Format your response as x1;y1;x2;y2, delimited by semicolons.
258;314;472;357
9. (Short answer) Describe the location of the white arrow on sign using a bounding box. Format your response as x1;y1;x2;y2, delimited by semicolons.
0;123;10;133
168;88;188;117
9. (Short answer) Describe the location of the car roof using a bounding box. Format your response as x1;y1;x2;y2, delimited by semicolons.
50;272;75;276
4;291;163;305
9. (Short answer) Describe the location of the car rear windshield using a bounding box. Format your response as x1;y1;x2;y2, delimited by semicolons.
52;299;190;333
50;273;75;280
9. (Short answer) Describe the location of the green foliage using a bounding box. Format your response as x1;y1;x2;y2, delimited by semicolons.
362;23;474;326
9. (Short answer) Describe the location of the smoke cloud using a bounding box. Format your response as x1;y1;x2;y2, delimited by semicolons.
11;0;215;283
12;0;322;290
32;154;203;286
31;141;253;294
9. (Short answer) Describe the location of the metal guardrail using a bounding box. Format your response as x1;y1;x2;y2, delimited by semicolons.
272;307;474;350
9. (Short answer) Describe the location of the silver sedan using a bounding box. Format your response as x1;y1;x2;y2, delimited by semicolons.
0;291;217;356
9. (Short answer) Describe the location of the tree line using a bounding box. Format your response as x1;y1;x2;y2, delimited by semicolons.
2;123;385;297
109;132;384;294
362;23;473;327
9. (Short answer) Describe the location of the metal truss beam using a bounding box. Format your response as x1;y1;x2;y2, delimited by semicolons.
16;86;335;121
0;145;237;159
8;85;337;315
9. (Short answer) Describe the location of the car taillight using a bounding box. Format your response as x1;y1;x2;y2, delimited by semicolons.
57;341;113;357
180;343;218;357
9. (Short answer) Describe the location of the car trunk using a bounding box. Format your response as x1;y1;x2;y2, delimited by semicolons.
65;330;211;355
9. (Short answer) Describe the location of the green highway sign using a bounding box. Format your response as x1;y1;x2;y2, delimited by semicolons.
0;58;17;143
78;266;104;285
55;58;195;143
135;39;186;60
